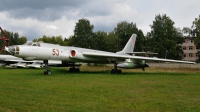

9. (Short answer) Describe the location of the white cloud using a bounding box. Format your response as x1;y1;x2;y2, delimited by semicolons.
0;0;200;40
40;16;76;39
0;12;75;40
87;2;139;32
46;25;58;29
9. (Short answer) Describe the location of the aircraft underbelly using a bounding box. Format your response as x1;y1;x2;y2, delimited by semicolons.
68;57;109;63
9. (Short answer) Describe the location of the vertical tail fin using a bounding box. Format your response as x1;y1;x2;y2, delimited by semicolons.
116;34;137;54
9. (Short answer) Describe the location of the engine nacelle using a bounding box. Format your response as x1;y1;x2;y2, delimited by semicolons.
117;60;149;71
69;50;104;62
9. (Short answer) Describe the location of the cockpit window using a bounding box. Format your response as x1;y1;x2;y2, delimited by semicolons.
32;44;37;46
25;42;40;47
37;43;40;47
27;42;33;46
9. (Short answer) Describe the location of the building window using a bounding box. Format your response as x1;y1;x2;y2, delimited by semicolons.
182;46;186;50
183;53;186;57
196;53;199;57
189;53;193;57
189;39;193;43
189;46;193;50
183;39;186;43
196;46;199;50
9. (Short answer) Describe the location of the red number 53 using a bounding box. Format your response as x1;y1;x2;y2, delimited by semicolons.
52;49;59;56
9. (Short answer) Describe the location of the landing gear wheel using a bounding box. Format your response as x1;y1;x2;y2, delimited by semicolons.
43;60;52;75
111;61;122;74
118;70;122;74
69;68;80;72
75;68;80;72
44;70;52;75
111;69;122;74
111;69;115;74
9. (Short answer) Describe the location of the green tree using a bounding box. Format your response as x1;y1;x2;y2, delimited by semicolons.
0;30;20;46
135;30;145;52
0;29;25;54
13;33;19;44
114;21;145;52
18;36;27;44
62;38;69;46
92;31;107;51
147;14;184;60
55;36;63;45
182;27;192;36
72;18;94;48
40;35;51;43
51;36;56;44
67;35;75;46
34;35;64;45
104;32;120;52
187;15;200;48
192;15;200;46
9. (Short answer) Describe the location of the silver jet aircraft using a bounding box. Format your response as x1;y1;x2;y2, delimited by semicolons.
5;34;195;75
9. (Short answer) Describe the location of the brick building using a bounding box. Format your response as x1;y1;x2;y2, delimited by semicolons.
182;37;199;61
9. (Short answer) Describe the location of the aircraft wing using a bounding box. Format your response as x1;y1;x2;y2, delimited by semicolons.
126;52;158;55
82;52;195;64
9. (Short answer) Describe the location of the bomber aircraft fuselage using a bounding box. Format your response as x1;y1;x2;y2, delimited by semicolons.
5;34;195;75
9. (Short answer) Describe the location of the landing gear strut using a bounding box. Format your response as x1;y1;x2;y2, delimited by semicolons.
69;63;80;72
44;60;52;75
111;61;122;74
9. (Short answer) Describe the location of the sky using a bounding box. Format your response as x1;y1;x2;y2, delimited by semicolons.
0;0;199;41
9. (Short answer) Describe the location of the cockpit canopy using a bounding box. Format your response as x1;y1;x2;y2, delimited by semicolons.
24;41;60;47
24;41;41;46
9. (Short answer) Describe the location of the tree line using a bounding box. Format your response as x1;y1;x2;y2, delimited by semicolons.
1;14;200;61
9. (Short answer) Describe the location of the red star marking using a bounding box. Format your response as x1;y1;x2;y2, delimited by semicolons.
132;39;134;44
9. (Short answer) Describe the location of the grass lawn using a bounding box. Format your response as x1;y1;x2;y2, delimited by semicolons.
0;66;200;111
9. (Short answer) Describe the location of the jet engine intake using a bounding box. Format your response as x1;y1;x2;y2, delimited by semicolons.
70;50;76;57
69;50;85;60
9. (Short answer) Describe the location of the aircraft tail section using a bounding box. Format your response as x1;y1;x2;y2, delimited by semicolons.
116;34;136;55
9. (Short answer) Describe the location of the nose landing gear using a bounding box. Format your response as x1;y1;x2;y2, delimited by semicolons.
44;60;52;75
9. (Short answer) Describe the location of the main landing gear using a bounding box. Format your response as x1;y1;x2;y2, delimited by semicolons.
44;60;52;75
111;61;122;74
69;63;80;72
